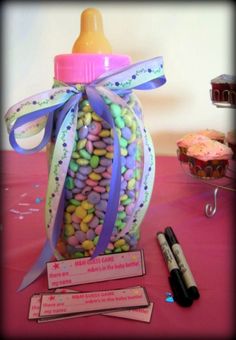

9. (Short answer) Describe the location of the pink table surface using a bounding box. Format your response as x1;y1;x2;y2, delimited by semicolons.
0;150;235;339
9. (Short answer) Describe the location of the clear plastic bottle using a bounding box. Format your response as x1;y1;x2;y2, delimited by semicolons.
48;8;156;259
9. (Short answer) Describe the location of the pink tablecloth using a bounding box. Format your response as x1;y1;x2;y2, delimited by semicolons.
1;151;235;339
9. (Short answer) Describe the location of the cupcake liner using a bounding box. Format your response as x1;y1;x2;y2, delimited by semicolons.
188;157;228;179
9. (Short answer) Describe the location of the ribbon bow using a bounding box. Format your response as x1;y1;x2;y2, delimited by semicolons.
5;56;166;290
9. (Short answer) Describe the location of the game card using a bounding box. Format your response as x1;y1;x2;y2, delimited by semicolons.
47;249;145;289
39;286;149;317
29;287;153;323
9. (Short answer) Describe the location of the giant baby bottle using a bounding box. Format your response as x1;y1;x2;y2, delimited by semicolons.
50;8;163;259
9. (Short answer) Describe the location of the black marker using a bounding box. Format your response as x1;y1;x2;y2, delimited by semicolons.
164;227;200;300
156;232;193;307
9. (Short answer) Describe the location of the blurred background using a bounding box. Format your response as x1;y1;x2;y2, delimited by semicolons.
1;1;234;155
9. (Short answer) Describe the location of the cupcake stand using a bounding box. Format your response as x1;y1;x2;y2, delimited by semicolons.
179;76;236;217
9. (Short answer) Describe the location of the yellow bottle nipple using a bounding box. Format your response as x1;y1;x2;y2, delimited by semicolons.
72;8;112;54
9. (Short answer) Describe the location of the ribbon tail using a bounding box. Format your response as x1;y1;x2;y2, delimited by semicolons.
17;239;53;291
17;96;81;291
86;86;121;258
92;129;121;258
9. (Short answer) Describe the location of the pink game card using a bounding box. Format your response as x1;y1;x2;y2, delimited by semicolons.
39;286;149;317
28;288;153;323
47;250;145;289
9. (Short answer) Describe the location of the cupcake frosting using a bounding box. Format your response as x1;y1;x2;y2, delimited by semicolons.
211;74;236;84
197;129;225;141
177;133;210;148
186;140;233;161
226;130;236;144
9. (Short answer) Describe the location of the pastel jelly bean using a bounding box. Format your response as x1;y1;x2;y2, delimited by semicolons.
83;214;93;223
66;205;76;213
86;229;95;240
99;130;110;137
65;176;74;190
89;121;102;135
126;156;136;169
77;139;87;150
76;158;89;165
86;179;98;187
92;112;102;121
87;191;101;204
124;169;134;180
78;126;89;139
93;235;99;245
93;166;106;173
102;171;111;179
53;90;150;260
94;186;106;193
79;166;92;175
75;194;86;201
82;240;94;250
121;127;132;140
69;198;80;206
103;137;113;144
93;141;106;149
128;178;136;190
89;172;102;181
81;200;94;210
64;212;72;224
126;203;135;215
93;149;107;156
95;199;107;212
110;103;121;117
95;210;105;219
80;222;89;232
115;116;125;129
90;155;100;168
74;179;85;189
105;152;113;159
85;140;93;153
89;215;99;229
82;186;92;195
79;149;91;160
76;172;87;181
69;160;79;172
84;112;92;125
75;206;87;219
119;137;128;148
99;179;110;187
75;230;86;243
95;225;103;235
67;236;79;246
87;133;100;141
71;214;81;223
64;224;75;237
100;157;112;166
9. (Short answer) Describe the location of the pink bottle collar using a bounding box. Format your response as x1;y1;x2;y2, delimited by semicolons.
54;53;131;84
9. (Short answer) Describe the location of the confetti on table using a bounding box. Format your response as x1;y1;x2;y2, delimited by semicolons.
165;292;174;303
35;197;43;204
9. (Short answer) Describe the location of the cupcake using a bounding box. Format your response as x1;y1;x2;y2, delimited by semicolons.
186;139;233;179
211;74;236;105
197;129;225;144
226;131;236;160
176;133;211;162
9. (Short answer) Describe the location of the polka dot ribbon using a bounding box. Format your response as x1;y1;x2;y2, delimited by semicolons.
4;56;166;291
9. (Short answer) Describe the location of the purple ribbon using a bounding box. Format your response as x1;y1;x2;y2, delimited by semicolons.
5;56;166;290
